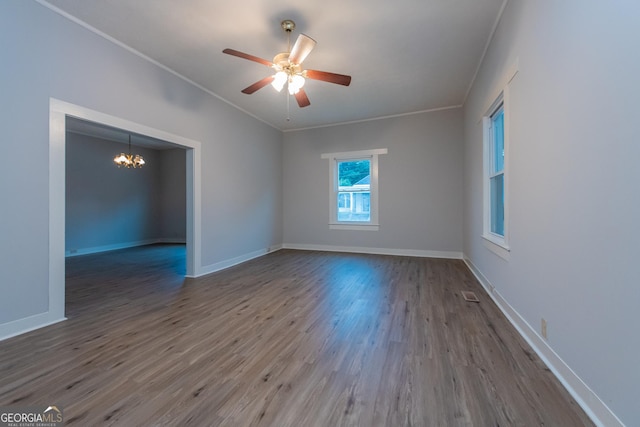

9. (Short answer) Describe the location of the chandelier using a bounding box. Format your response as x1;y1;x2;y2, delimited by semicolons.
113;134;145;168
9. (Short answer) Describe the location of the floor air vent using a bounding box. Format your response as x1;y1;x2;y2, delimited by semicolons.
461;290;480;303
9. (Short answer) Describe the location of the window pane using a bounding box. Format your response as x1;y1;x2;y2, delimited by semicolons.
338;160;370;188
337;159;371;222
338;193;351;209
361;193;370;213
337;192;371;222
492;108;504;173
490;173;504;236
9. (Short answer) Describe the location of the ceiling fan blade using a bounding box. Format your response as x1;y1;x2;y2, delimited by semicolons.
305;69;352;86
288;34;316;65
294;88;311;108
241;75;276;94
223;48;273;67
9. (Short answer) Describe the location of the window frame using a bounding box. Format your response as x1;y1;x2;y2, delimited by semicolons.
488;101;505;237
321;148;388;231
481;59;518;259
482;95;509;253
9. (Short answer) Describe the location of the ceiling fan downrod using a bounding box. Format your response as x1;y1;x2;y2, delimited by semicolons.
281;19;296;52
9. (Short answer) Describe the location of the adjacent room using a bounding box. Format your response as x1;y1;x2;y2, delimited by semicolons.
65;118;187;259
1;1;637;426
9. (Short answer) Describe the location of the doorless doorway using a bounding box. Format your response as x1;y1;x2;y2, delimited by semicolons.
49;98;202;322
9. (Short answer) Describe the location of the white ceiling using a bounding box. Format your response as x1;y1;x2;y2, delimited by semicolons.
43;0;505;131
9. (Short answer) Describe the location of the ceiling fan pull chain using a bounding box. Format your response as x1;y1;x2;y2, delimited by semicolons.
286;91;291;122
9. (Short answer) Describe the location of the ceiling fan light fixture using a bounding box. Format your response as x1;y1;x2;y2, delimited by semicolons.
288;74;305;95
271;71;287;92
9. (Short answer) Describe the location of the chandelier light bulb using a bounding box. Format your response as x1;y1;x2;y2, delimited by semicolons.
114;134;145;168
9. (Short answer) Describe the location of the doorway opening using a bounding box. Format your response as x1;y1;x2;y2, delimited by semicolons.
49;98;202;322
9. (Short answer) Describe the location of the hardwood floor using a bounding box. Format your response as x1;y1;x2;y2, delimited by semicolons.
0;245;593;426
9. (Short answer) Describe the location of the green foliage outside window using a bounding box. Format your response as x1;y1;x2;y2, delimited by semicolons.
338;160;370;186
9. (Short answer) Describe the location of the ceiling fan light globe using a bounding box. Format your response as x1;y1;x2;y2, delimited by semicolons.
288;74;305;94
292;74;305;89
271;71;287;92
272;80;286;92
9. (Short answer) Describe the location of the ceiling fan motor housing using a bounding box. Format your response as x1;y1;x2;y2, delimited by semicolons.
273;52;302;76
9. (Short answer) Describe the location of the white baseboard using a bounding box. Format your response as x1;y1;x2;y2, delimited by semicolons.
282;243;462;259
463;256;624;427
65;238;186;257
268;244;284;253
196;245;282;277
0;311;67;342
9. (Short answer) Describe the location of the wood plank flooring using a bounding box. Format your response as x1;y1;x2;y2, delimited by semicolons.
0;245;593;426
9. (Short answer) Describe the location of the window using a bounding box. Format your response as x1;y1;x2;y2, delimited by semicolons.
482;59;517;258
489;104;505;236
321;149;388;231
483;96;508;250
338;159;370;222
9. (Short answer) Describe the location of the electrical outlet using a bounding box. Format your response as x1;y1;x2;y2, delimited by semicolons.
541;318;548;339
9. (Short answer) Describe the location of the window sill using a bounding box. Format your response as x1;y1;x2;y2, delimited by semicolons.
330;223;379;231
482;234;510;260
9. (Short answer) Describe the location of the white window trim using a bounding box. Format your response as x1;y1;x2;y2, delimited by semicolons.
482;97;510;253
482;60;518;259
321;148;388;231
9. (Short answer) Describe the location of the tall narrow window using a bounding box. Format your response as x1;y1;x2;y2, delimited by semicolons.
322;149;387;231
483;92;509;254
482;59;517;258
489;104;505;236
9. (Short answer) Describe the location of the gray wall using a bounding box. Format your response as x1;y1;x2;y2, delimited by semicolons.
159;148;187;241
0;1;282;325
65;132;186;255
463;1;639;425
283;108;463;255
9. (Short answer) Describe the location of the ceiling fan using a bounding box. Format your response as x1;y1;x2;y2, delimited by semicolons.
223;20;351;108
